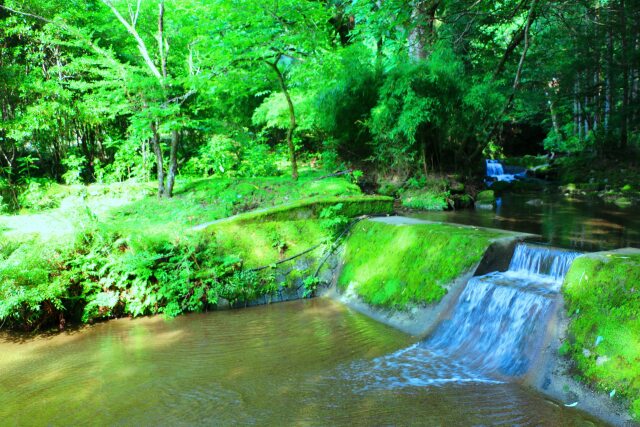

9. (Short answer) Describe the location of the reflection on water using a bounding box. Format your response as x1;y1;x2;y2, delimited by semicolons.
409;192;640;251
0;299;602;426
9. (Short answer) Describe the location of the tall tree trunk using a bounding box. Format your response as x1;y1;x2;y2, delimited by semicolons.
150;121;165;197
165;129;179;198
268;58;298;180
620;0;629;149
408;1;438;60
605;21;614;133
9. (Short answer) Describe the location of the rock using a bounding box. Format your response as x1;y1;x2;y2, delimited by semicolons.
451;194;473;210
475;203;494;210
596;356;610;366
582;348;592;358
613;197;632;208
526;199;544;206
476;190;495;203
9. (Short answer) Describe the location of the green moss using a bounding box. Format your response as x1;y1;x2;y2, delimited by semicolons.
337;221;503;309
103;172;364;239
207;219;330;269
209;195;394;227
476;190;495;203
563;253;640;419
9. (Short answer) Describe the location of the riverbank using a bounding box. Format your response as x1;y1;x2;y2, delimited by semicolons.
0;170;392;331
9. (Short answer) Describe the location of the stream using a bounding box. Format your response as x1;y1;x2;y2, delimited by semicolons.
2;192;635;425
0;297;601;425
410;192;640;251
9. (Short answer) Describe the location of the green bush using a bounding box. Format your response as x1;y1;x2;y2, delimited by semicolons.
401;189;449;211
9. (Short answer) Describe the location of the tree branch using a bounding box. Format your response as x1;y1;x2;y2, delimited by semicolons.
100;0;163;80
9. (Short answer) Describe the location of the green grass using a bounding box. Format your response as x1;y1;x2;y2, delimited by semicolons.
563;253;640;420
337;221;503;309
208;219;330;269
102;171;363;239
0;170;389;330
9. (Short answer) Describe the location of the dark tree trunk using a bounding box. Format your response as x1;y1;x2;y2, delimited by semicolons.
620;0;629;149
150;121;165;197
269;58;298;180
165;129;179;198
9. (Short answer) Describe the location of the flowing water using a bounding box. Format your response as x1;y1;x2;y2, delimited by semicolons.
346;244;580;391
486;159;527;184
410;191;640;251
0;297;602;426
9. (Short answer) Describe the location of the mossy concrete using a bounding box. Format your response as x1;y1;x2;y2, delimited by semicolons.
328;216;534;336
194;195;394;231
525;248;640;426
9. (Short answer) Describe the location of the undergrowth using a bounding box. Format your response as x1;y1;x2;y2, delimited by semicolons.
0;170;376;331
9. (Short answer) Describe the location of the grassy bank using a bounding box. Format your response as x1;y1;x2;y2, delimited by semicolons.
337;221;503;309
0;171;393;331
562;252;640;419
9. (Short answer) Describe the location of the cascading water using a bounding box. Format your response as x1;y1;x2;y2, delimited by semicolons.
485;159;526;184
507;244;581;285
344;243;582;389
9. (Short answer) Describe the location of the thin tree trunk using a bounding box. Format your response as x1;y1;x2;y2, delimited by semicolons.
268;58;298;180
165;130;179;198
605;21;613;133
150;121;165;197
620;0;629;149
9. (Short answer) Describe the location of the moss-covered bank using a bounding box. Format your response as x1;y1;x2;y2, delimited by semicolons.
201;195;393;228
337;220;505;309
0;173;390;331
562;250;640;420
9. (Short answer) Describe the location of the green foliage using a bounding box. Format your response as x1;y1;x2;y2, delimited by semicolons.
17;179;64;211
62;154;87;185
400;189;448;211
302;276;320;298
563;254;640;419
0;171;372;330
184;134;281;178
338;221;502;309
319;203;350;237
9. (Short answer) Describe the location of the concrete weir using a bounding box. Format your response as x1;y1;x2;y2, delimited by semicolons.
328;217;639;426
326;216;537;336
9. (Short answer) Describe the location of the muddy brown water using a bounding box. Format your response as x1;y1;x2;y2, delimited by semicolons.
0;299;603;426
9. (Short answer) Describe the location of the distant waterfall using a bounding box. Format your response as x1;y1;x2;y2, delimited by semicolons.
486;159;505;177
485;159;526;184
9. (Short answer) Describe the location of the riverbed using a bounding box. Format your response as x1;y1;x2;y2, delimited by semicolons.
0;299;602;425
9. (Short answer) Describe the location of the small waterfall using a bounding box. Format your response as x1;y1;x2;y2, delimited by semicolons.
424;243;581;376
508;243;581;283
486;159;505;177
346;243;582;388
425;276;555;376
485;159;526;184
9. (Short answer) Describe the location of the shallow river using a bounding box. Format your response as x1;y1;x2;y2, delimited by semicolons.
410;192;640;251
0;299;602;426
